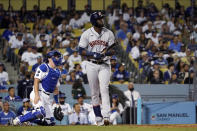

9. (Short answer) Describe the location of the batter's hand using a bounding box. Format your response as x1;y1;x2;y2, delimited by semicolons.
34;95;40;104
93;52;104;60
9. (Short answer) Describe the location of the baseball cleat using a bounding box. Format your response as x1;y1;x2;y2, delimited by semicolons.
103;117;110;126
8;117;21;126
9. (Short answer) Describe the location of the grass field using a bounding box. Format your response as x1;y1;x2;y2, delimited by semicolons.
1;125;197;131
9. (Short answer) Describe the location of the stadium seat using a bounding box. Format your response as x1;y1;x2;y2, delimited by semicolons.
0;29;5;36
72;29;83;38
84;22;92;30
14;49;19;55
0;0;9;10
28;65;33;72
40;0;52;10
11;0;23;10
76;0;87;11
121;0;132;7
55;0;68;10
128;54;139;69
58;49;66;54
91;0;103;10
104;0;113;10
26;23;34;32
160;67;168;74
120;40;127;51
26;0;38;11
45;19;52;26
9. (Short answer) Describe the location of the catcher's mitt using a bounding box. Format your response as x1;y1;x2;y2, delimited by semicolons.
54;106;64;121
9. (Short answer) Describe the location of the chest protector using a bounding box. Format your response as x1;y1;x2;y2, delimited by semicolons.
42;64;60;93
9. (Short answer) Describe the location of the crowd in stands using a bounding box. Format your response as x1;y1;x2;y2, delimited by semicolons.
0;0;197;126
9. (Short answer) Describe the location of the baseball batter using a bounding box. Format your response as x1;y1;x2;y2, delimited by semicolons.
79;12;116;125
11;50;62;125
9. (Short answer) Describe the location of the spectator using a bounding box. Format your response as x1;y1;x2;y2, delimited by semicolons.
110;94;124;125
190;24;197;43
112;63;129;84
69;13;83;29
116;22;130;41
169;72;179;84
76;94;92;122
168;35;182;52
135;0;145;17
18;41;29;60
110;56;120;74
17;98;31;116
136;11;146;24
69;103;88;125
4;87;22;101
20;46;32;72
29;46;42;66
66;70;77;85
32;56;43;73
184;70;194;84
0;101;16;125
9;32;24;49
52;93;72;125
148;62;163;82
74;64;83;80
139;52;151;81
124;82;141;124
72;80;86;99
80;5;91;25
2;24;13;42
62;52;70;63
130;39;140;60
154;52;168;67
0;63;9;86
164;63;176;82
66;38;78;55
68;50;82;71
150;70;164;84
60;33;71;48
17;72;33;99
58;63;68;84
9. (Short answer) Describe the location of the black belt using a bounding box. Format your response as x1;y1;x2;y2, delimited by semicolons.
88;59;105;64
39;90;50;96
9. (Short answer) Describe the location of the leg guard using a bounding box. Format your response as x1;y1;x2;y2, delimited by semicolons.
19;106;46;123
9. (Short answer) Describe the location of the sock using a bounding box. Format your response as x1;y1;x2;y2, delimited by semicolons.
93;105;103;117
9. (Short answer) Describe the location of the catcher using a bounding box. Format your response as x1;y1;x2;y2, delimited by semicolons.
10;50;62;126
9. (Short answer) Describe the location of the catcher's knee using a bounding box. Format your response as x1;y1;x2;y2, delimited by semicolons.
32;106;46;119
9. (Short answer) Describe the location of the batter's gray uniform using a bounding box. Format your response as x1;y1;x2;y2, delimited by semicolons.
78;27;115;119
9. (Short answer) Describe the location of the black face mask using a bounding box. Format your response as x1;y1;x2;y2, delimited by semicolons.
129;88;134;92
60;101;65;105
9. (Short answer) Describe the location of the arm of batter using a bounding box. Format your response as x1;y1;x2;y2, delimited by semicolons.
78;47;104;60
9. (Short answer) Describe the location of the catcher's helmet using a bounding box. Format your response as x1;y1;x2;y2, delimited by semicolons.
90;12;104;27
46;50;62;66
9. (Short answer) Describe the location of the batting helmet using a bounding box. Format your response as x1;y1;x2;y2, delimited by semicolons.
46;50;62;66
90;12;104;27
